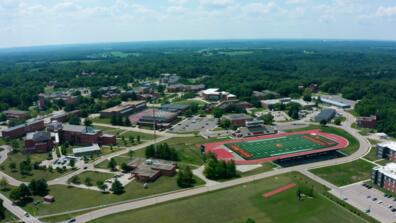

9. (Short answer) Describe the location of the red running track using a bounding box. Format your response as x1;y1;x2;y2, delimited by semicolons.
201;129;349;165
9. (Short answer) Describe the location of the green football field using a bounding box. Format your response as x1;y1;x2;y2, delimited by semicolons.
226;134;336;160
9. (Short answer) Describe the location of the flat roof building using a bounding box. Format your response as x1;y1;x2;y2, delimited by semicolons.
73;144;101;157
199;88;236;101
318;95;356;109
223;113;253;127
377;141;396;161
160;104;190;114
137;109;178;129
372;163;396;194
100;101;146;118
357;115;376;129
3;110;29;120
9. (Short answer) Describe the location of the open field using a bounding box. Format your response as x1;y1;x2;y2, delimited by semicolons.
0;152;71;181
95;156;131;169
74;171;115;184
89;172;368;223
240;162;278;177
92;117;112;125
310;159;376;186
1;176;181;216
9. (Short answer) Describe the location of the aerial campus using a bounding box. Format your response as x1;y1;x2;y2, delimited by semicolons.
1;2;396;222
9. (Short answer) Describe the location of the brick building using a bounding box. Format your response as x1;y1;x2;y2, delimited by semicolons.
377;141;396;161
372;163;396;193
59;124;116;146
24;131;54;153
128;158;177;182
357;115;377;129
223;113;253;128
3;110;29;120
2;120;45;139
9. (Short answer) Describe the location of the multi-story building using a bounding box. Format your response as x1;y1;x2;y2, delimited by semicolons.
357;115;377;129
137;109;178;129
24;131;54;153
372;163;396;193
223;113;253;128
59;124;116;146
3;110;29;120
377;141;396;161
2;119;45;139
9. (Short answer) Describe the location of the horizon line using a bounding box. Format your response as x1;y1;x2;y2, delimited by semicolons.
1;37;396;51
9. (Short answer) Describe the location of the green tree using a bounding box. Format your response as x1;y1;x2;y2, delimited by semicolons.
246;218;256;223
70;175;81;184
111;179;124;194
177;166;195;188
84;177;93;186
108;158;117;171
29;179;48;196
84;118;92;126
261;113;274;125
0;178;8;191
68;115;81;125
0;199;5;220
96;181;108;192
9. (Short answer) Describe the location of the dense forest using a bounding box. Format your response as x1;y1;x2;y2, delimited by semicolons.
1;40;396;135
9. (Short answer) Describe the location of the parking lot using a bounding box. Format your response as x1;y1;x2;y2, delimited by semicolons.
168;116;218;133
330;183;396;223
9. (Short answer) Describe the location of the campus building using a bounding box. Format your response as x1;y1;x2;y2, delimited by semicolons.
199;88;236;101
166;84;205;93
72;144;101;157
357;115;377;129
223;113;253;128
314;108;336;123
160;103;190;114
377;141;396;161
159;73;180;85
372;163;396;193
137;109;178;129
236;119;277;137
260;98;291;109
128;158;177;182
100;101;146;118
2;119;45;139
59;124;116;146
24;131;54;153
3;110;29;120
318;95;355;109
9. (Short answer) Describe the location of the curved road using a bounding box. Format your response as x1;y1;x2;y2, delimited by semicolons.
70;109;372;223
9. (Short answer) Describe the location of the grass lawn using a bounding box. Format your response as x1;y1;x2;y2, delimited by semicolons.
95;156;131;169
285;125;359;155
89;172;368;223
310;159;376;186
119;131;157;141
92;117;111;125
240;162;278;177
0;152;71;181
364;146;378;161
74;171;114;184
13;176;182;216
93;125;124;135
376;159;392;166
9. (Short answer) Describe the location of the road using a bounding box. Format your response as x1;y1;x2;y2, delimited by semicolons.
71;109;373;223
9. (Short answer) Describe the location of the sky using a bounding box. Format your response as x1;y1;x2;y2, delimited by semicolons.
0;0;396;48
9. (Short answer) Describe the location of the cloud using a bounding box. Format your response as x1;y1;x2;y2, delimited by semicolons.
168;0;188;5
376;6;396;17
287;0;307;4
242;2;275;15
199;0;234;9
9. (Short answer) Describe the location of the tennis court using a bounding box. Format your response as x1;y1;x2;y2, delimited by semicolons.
225;134;337;160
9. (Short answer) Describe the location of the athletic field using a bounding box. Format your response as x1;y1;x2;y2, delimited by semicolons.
225;134;337;160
